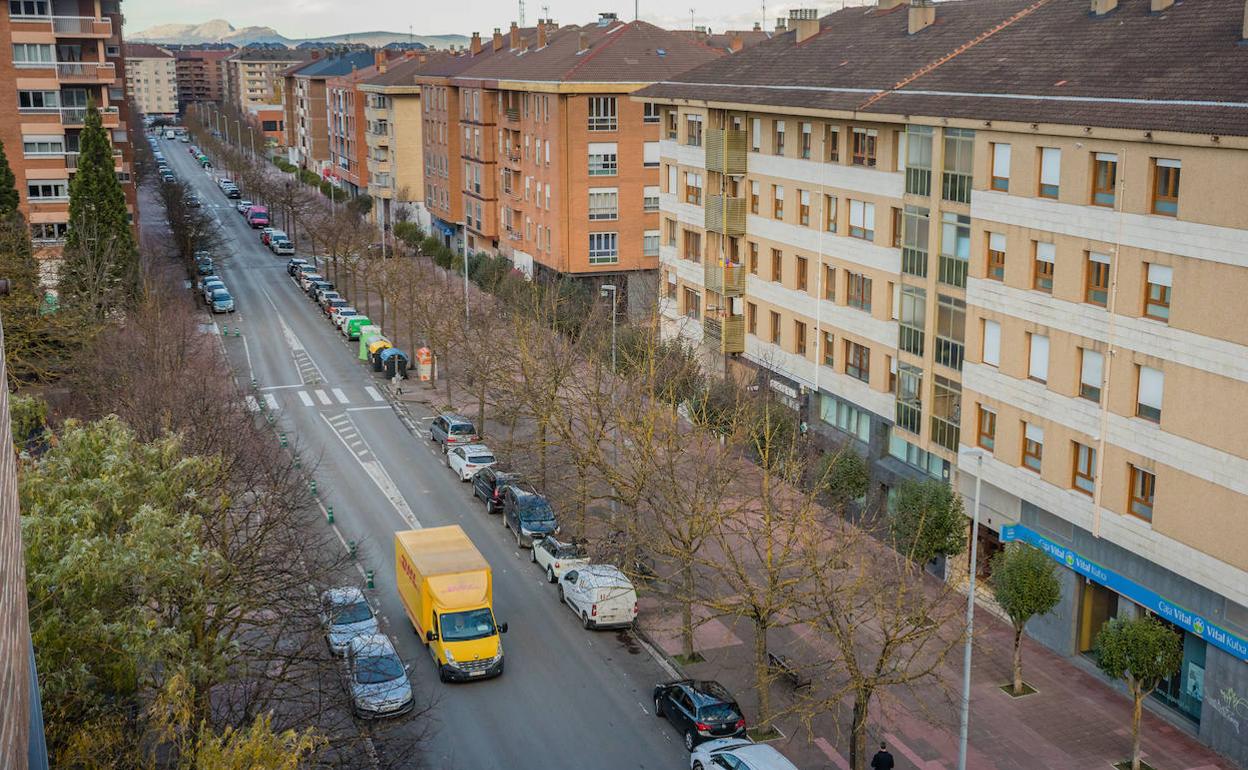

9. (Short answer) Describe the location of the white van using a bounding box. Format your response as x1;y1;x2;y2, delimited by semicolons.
557;565;637;630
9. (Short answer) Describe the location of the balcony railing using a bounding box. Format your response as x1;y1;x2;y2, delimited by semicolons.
504;107;519;123
905;167;931;197
901;247;927;278
705;128;747;175
58;106;119;126
930;416;960;452
704;195;746;236
895;401;922;436
704;315;745;354
934;337;964;371
56;62;115;82
704;262;745;298
941;171;972;204
899;325;925;357
52;16;112;36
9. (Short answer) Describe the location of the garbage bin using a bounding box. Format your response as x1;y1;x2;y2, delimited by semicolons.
359;331;382;362
382;349;409;380
395;351;409;379
368;337;392;372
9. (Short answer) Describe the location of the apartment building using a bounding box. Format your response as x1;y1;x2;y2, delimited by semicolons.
172;48;230;111
283;50;374;171
123;43;176;117
5;0;137;257
359;53;442;233
325;53;396;198
245;103;284;145
639;1;1248;762
442;15;721;301
223;47;308;113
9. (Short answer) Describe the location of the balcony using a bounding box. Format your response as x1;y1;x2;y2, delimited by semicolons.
64;150;122;171
52;16;113;37
703;314;745;354
56;62;115;83
937;255;968;288
367;181;393;199
704;262;745;298
941;171;972;204
899;325;924;357
504;107;520;123
704;195;746;236
705;128;747;175
901;247;927;278
367;157;392;175
930;416;960;452
905;167;931;197
59;106;120;127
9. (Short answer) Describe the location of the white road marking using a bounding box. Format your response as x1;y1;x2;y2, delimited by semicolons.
350;440;365;449
261;286;327;383
260;384;306;391
263;394;279;411
240;333;254;378
314;389;331;405
297;390;314;407
332;388;349;404
365;386;383;402
329;413;350;425
346;405;390;412
319;412;420;528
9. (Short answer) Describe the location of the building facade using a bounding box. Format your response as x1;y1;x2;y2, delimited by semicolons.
6;0;137;258
359;54;437;233
172;48;230;111
123;43;176;117
325;55;386;198
283;50;374;171
639;1;1248;764
223;48;307;114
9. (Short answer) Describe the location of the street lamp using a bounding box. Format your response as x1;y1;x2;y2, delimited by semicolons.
956;449;986;770
599;283;619;523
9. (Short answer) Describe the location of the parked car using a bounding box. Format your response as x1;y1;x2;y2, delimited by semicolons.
286;258;308;276
210;289;235;314
500;483;558;548
306;279;333;299
324;298;350;316
294;265;318;285
201;279;225;304
530;535;589;584
270;238;294;256
653;680;747;751
225;187;241;199
196;260;215;276
342;633;414;719
236;199;252;213
689;738;799;770
261;228;282;246
320;586;379;656
186;194;201;208
195;273;219;291
331;308;359;329
429;413;478;452
246;205;269;227
316;290;342;308
161;172;175;183
299;272;324;292
557;565;637;630
447;444;496;482
471;467;521;514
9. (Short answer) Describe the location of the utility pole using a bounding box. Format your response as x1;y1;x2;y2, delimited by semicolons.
957;450;986;770
518;0;526;26
689;8;695;30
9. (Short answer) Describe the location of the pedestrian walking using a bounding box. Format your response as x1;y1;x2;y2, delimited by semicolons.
870;742;895;770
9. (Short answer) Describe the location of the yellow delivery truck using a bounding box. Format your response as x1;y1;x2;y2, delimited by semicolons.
395;526;507;682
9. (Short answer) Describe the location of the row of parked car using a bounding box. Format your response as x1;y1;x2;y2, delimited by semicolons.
283;258;373;336
194;253;235;313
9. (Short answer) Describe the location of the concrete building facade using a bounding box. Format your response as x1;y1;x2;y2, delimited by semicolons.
172;48;230;111
123;43;176;117
223;48;307;115
283;50;374;171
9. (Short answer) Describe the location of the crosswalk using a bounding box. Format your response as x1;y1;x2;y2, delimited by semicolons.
251;384;388;412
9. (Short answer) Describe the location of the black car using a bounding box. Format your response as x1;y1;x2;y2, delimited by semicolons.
285;258;308;276
471;467;521;514
500;483;558;548
653;680;747;751
307;280;333;299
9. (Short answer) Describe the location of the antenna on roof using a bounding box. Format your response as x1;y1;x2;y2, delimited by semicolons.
518;0;526;27
689;7;695;30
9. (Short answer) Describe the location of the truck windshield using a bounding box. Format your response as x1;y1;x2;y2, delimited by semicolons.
333;600;373;626
354;653;405;685
440;608;496;642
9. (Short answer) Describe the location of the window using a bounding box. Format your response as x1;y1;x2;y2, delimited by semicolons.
800;122;812;159
749;181;760;214
683;287;701;319
26;181;67;199
665;110;678;140
982;319;1000;367
799;190;811;226
794;321;808;356
935;294;965;370
773;120;785;155
1137;365;1163;422
664;218;677;247
851;127;877;167
770;248;782;282
1144;264;1172;321
683;230;702;262
772;184;784;219
987;233;1006;281
588;232;619;264
891;207;903;248
751;117;761;151
769;311;781;344
643;102;661;124
643;141;659;168
1033;242;1055;292
12;43;53;65
1028;333;1049;383
1071;442;1097;495
588;188;618;221
666;164;677;193
1152;158;1180;216
588;142;617;176
942;128;974;203
991;142;1011;192
1022;423;1044;472
846;341;870;382
824;194;837;232
847;272;872;312
1080;349;1104;402
22;137;64;155
896;364;922;434
684;172;702;205
824;125;839;162
977;406;996;451
849;200;874;240
587;96;617;131
1129;465;1155;521
18;90;59;109
822;395;872;444
938;212;970;287
1086;251;1110;306
685;113;703;146
823;265;835;301
822;331;835;367
796;256;808;291
931;375;962;451
901;205;930;277
10;0;50;15
643;185;660;212
899;286;926;356
747;302;757;335
748;241;759;274
643;230;660;257
1038;147;1061;199
30;221;67;241
905;125;933;196
1091;152;1117;207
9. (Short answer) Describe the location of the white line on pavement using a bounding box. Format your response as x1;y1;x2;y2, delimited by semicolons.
261;286;327;383
346;406;390;412
364;386;383;402
263;394;279;411
260;384;306;391
240;333;254;379
315;390;331;406
318;412;420;529
297;390;314;407
332;388;349;404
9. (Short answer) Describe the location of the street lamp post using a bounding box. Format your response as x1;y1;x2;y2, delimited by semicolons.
599;283;619;523
956;450;986;770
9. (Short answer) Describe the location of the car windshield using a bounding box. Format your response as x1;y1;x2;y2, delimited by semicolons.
699;703;740;722
519;497;555;522
555;542;586;558
440;608;496;642
449;424;475;435
468;454;494;464
332;599;373;626
354;653;404;685
212;292;231;301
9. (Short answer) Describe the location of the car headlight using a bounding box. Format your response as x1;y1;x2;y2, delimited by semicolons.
444;649;456;664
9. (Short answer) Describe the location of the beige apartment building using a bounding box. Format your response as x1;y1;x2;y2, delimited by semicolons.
123;43;176;117
223;48;308;114
639;1;1248;762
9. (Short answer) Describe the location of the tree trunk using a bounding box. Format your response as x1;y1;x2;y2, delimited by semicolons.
538;420;548;489
680;561;695;659
1012;624;1025;695
1131;687;1143;770
476;385;487;440
849;691;870;770
753;613;771;729
574;465;588;538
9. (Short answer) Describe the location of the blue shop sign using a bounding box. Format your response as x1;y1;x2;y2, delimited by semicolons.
1001;524;1248;662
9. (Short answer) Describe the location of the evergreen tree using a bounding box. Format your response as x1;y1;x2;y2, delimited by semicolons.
60;103;139;317
0;138;19;212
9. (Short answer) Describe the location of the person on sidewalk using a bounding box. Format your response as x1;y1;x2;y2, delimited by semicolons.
870;742;895;770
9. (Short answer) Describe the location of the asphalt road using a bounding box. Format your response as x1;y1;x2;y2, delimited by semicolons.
162;138;689;770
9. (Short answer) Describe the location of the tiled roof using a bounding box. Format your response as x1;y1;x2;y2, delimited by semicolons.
289;50;378;79
412;29;542;79
638;0;1248;136
360;53;453;86
228;48;311;62
125;43;174;59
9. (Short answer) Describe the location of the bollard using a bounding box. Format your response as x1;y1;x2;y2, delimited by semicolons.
326;505;334;524
279;432;287;448
348;540;357;559
365;570;375;590
266;413;275;425
310;479;318;497
257;396;266;412
221;324;228;336
294;456;301;469
250;376;257;390
234;327;240;337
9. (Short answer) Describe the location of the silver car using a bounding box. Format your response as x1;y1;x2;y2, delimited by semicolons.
343;633;414;719
320;586;379;656
689;738;800;770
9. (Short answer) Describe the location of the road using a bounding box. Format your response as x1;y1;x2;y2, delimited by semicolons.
162;138;689;769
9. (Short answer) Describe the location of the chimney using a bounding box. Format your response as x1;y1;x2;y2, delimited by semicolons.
310;50;321;60
1149;0;1173;9
509;21;520;50
878;0;906;8
1090;0;1118;15
774;17;787;32
908;0;935;34
538;23;547;47
752;21;761;31
1244;0;1248;40
578;30;589;53
374;49;387;71
790;8;820;43
470;31;482;54
729;33;744;52
492;28;504;51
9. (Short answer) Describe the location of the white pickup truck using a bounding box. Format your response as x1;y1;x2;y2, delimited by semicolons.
530;536;590;584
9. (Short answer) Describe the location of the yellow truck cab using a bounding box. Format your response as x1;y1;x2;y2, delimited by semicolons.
395;526;507;682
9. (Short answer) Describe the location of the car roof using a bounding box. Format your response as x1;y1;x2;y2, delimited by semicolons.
578;565;631;585
323;586;366;605
348;632;396;656
725;744;797;769
506;481;540;496
458;444;492;454
439;412;473;424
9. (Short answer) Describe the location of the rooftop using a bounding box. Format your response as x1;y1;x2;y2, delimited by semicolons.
125;43;174;59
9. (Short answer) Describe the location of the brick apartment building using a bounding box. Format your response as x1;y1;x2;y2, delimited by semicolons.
282;49;374;171
172;48;231;111
223;47;308;114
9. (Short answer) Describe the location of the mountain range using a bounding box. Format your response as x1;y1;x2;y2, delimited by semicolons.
129;19;469;50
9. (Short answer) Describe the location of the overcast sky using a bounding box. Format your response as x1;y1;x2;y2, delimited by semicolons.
124;0;872;39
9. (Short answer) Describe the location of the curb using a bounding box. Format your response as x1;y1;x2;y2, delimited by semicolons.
631;622;686;682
